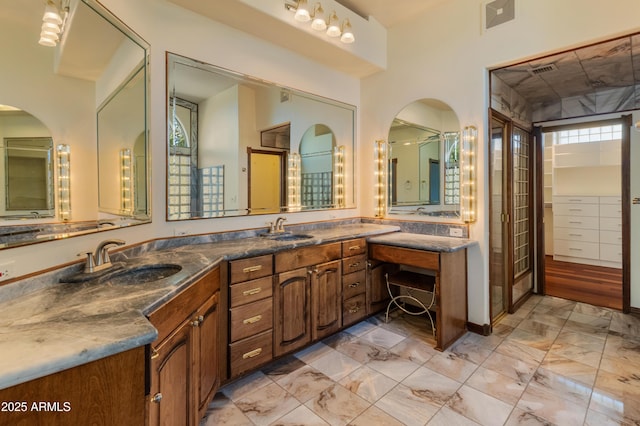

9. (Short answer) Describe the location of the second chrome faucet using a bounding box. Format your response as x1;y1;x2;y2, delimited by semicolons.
82;239;125;273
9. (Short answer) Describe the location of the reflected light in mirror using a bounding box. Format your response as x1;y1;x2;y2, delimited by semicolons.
287;152;301;211
333;145;345;208
374;139;386;217
56;144;71;221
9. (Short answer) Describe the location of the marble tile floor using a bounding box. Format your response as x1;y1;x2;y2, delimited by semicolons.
201;295;640;426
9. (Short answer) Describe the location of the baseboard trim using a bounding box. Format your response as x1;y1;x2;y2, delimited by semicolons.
630;306;640;316
467;322;491;336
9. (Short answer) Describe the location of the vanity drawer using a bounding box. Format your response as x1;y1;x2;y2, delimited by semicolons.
275;242;341;273
230;298;273;343
230;276;273;308
600;217;622;232
600;244;622;263
553;203;599;217
343;293;367;327
553;227;598;243
229;330;273;378
369;244;439;271
342;254;367;275
342;238;367;257
342;270;366;300
600;203;622;218
230;255;273;284
554;239;599;260
553;215;599;230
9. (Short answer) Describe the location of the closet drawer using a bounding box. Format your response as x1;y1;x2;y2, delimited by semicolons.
552;196;599;205
553;203;598;217
553;227;598;243
599;204;622;218
554;240;599;260
600;196;622;205
600;217;622;232
599;244;622;263
600;230;622;245
553;215;599;230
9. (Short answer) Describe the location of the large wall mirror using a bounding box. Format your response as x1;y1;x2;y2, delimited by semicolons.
387;99;461;219
0;0;149;249
166;53;356;220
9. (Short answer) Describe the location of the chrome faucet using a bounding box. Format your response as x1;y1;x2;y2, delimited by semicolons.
82;239;125;273
274;217;287;233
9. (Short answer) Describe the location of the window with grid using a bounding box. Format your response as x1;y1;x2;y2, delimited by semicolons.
556;124;622;145
168;116;191;219
512;128;530;277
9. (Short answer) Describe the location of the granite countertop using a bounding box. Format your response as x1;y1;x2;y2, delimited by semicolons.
0;223;402;390
367;232;477;252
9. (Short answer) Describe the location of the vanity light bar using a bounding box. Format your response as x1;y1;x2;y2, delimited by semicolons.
120;148;133;215
460;126;478;223
333;145;345;208
56;144;71;221
287;152;302;211
374;140;387;217
38;0;69;47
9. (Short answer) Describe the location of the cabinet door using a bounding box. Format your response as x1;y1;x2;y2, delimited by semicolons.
148;321;194;426
366;261;394;315
195;292;219;419
274;267;311;357
311;260;342;340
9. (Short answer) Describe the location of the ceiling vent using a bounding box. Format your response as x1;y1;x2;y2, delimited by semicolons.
529;64;557;75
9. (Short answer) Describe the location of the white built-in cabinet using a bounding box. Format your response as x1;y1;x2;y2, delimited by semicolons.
549;137;621;268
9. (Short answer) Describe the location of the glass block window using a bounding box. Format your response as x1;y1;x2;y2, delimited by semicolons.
168;115;191;219
512;128;530;277
302;171;333;208
200;165;224;217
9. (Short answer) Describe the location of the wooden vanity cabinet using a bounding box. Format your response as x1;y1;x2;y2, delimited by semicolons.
274;243;342;355
0;347;146;426
147;266;220;426
227;255;274;378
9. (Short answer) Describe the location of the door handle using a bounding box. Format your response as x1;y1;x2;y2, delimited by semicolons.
633;197;640;205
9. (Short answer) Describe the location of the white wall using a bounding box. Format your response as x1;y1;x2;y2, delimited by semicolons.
360;0;640;325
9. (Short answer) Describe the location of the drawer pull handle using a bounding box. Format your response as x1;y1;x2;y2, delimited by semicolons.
243;348;262;359
348;245;361;251
568;199;583;202
349;282;361;288
243;265;263;273
569;221;582;224
243;287;262;296
191;315;204;327
349;262;361;268
568;233;582;237
151;393;163;403
348;306;360;313
569;209;582;211
569;248;582;251
243;315;263;325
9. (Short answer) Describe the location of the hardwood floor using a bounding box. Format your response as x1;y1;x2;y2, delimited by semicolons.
544;255;622;310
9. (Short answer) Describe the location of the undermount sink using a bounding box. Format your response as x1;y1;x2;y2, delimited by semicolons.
272;233;314;241
107;263;182;285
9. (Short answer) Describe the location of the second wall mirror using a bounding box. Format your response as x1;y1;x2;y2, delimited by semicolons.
166;53;356;220
387;98;461;219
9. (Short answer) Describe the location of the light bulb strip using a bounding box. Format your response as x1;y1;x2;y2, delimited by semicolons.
120;148;133;215
333;145;345;208
460;125;478;223
287;152;301;212
39;0;69;47
374;140;386;217
56;144;71;221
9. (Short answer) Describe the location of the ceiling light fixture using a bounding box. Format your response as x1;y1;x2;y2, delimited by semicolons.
286;1;355;44
39;0;69;47
310;3;326;31
340;18;355;44
326;11;341;37
294;0;311;22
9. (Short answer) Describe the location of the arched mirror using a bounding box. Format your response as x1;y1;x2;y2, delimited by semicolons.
387;99;461;219
0;106;54;218
0;0;149;249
